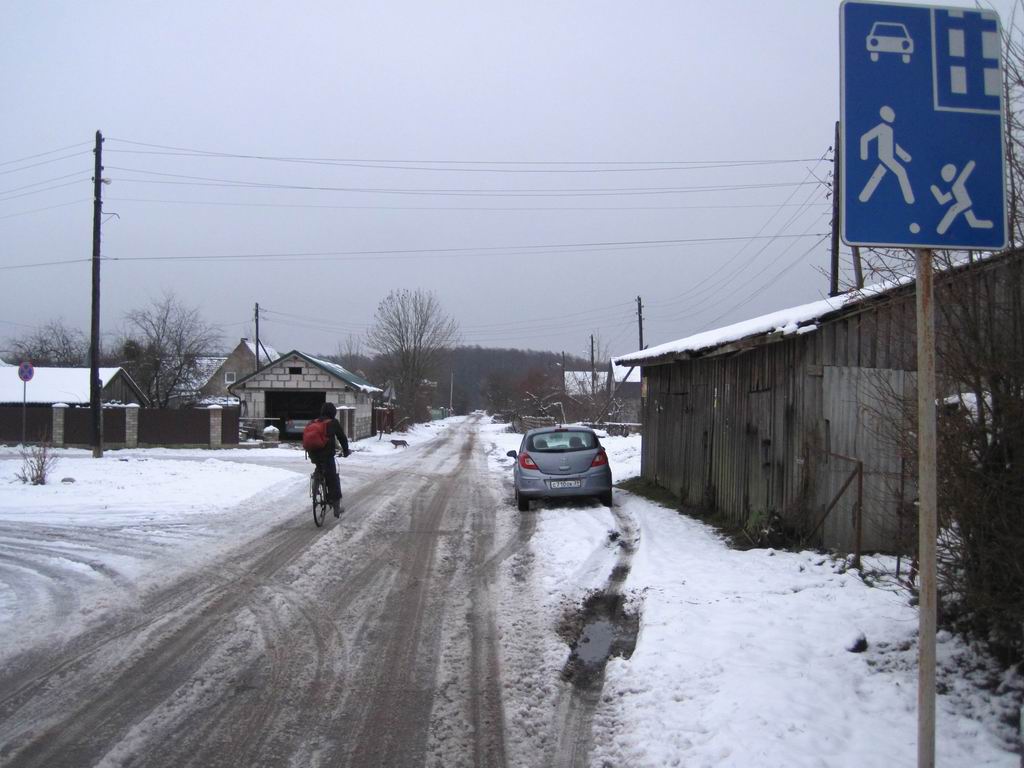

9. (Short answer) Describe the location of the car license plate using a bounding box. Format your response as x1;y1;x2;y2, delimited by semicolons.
549;479;581;489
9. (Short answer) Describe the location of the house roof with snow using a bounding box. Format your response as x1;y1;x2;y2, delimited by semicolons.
0;367;147;405
174;355;228;398
230;350;382;394
305;353;381;394
610;363;641;384
246;339;279;365
0;357;12;367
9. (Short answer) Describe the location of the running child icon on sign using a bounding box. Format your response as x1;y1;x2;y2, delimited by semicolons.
930;161;994;235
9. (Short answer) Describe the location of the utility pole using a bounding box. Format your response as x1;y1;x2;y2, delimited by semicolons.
561;351;567;395
852;245;865;290
449;371;454;412
830;121;842;297
636;295;644;350
590;334;596;396
89;131;104;459
254;302;261;373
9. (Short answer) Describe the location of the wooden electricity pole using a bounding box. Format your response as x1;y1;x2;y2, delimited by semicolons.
636;295;644;350
89;131;104;459
590;334;596;396
254;302;261;373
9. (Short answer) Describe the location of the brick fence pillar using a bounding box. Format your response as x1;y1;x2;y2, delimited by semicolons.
125;404;139;448
208;405;222;448
52;403;67;447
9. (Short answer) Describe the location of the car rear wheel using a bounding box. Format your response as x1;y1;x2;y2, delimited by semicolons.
600;490;613;508
516;489;530;512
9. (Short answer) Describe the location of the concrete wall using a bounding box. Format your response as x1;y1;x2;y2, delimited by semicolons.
234;355;375;439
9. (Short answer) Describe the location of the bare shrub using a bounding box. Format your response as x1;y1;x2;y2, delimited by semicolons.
16;442;58;486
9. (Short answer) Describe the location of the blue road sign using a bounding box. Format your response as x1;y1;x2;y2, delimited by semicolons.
841;1;1007;249
18;362;33;383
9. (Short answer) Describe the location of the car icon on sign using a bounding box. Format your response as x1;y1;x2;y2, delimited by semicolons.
866;21;913;63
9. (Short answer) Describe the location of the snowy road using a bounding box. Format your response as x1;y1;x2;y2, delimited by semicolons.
0;416;1018;767
0;416;525;767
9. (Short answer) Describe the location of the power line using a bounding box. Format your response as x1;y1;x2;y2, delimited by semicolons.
105;165;821;198
104;150;823;175
0;150;94;177
0;169;93;197
644;156;831;315
104;196;830;213
0;177;93;204
105;137;822;168
2;231;828;272
0;199;90;222
699;235;831;328
101;232;828;264
0;257;91;272
0;141;93;169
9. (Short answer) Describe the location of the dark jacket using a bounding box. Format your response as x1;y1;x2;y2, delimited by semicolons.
309;417;350;460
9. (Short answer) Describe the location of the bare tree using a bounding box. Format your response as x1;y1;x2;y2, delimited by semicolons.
119;293;221;408
366;289;458;423
7;320;89;366
330;333;375;379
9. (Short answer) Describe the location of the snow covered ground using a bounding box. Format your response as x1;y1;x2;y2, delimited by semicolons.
0;448;303;661
1;417;1020;766
479;419;1021;767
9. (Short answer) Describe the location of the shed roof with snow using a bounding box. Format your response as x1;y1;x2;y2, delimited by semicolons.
0;367;148;405
613;253;1014;368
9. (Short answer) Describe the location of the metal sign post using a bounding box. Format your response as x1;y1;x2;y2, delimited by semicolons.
915;247;938;768
841;4;1007;765
18;362;34;446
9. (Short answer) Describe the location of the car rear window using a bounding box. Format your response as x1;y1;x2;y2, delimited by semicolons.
528;431;597;452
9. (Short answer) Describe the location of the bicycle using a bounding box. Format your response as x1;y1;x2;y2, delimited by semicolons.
310;467;330;528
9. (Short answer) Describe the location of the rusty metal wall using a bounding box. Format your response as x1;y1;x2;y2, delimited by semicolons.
65;408;126;446
221;407;240;445
0;406;52;443
137;409;211;445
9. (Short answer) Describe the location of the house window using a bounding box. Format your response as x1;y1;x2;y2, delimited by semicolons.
224;371;236;384
288;366;302;375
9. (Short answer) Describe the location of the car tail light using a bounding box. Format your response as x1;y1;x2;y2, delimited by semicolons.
591;449;608;467
519;452;539;470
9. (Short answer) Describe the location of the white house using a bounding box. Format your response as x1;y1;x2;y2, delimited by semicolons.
229;350;381;440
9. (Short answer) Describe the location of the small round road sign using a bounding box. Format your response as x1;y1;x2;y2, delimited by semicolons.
18;362;34;383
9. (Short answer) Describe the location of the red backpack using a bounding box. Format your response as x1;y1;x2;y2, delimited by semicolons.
302;419;329;452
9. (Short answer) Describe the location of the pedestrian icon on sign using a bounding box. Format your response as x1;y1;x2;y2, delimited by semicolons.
858;105;915;204
930;161;994;234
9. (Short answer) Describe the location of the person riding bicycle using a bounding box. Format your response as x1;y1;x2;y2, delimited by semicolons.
307;402;351;517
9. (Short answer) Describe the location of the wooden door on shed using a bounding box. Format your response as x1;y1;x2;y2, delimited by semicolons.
821;366;914;552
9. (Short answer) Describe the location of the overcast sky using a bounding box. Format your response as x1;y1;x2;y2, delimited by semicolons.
1;0;1016;362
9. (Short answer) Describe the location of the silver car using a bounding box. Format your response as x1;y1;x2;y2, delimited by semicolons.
507;426;613;511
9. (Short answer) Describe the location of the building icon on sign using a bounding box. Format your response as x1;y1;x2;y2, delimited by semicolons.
933;9;1001;114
